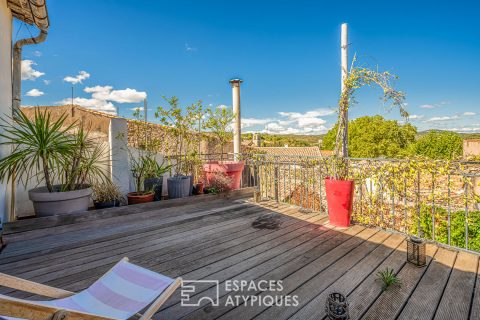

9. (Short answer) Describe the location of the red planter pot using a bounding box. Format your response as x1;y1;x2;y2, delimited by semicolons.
202;161;245;190
325;178;355;228
127;192;154;205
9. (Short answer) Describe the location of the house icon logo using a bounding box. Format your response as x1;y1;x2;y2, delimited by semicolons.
180;280;220;307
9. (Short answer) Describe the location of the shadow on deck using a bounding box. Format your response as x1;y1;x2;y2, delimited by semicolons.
1;189;479;320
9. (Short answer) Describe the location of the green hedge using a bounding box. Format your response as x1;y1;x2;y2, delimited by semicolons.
410;205;480;251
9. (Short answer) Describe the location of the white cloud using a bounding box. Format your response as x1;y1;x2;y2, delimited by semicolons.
63;71;90;84
26;89;44;97
419;104;436;109
424;115;460;122
408;114;424;120
58;85;147;115
32;50;42;57
241;117;272;128
297;117;326;127
84;85;146;103
58;97;116;114
242;107;334;135
463;112;476;116
450;127;480;133
278;108;335;119
129;107;152;111
43;79;51;85
21;60;44;80
185;43;197;52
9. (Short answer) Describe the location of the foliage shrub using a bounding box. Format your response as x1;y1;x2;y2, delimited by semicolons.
322;115;416;158
410;205;480;251
407;131;463;160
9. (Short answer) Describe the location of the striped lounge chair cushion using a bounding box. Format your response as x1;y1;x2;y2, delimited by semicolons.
1;259;175;320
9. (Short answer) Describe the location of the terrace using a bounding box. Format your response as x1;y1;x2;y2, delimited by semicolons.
1;155;479;319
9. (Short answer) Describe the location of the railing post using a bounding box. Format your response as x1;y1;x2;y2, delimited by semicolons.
274;165;279;204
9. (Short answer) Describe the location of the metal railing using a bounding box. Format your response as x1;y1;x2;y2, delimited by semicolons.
236;153;480;253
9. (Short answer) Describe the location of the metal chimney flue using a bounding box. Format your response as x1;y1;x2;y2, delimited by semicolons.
229;79;243;160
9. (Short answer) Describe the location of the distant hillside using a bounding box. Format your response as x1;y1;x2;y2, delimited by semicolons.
417;130;480;139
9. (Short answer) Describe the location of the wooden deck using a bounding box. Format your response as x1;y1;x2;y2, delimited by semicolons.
1;193;479;319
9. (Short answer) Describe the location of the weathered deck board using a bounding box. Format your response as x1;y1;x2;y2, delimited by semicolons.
178;226;364;320
360;244;438;320
339;240;409;320
0;197;479;320
289;233;406;320
470;259;480;320
396;247;457;320
434;251;478;320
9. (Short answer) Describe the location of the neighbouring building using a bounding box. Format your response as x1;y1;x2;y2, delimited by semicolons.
464;139;480;158
1;0;49;223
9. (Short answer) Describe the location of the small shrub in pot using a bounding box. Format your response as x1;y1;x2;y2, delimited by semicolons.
92;182;124;209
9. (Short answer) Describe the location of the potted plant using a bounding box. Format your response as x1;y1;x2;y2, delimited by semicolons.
0;109;108;217
155;96;203;199
204;171;233;196
202;106;244;190
195;181;204;194
143;156;171;201
128;154;155;205
326;56;408;227
92;181;124;209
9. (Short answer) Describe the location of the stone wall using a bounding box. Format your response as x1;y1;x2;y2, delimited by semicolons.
464;139;480;158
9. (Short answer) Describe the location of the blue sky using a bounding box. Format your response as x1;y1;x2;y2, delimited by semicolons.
17;0;480;134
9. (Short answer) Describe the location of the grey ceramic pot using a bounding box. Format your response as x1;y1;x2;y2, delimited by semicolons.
28;185;92;217
167;176;191;199
144;176;163;201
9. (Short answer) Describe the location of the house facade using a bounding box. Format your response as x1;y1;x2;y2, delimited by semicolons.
0;0;49;222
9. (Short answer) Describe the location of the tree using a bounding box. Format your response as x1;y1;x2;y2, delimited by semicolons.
408;131;463;160
335;57;408;159
203;106;234;156
322;115;416;158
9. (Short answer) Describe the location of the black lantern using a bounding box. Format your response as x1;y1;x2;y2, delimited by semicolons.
407;236;426;267
325;292;349;320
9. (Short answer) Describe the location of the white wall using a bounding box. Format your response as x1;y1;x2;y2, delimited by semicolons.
0;1;12;223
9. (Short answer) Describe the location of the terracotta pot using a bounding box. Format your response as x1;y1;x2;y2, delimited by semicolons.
127;192;154;205
325;177;355;228
202;161;245;190
28;185;92;217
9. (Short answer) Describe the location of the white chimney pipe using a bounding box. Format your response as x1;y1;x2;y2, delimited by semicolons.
340;23;349;157
230;79;243;161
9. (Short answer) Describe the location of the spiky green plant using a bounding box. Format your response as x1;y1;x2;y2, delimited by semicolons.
376;268;401;291
0;108;108;192
0;109;75;192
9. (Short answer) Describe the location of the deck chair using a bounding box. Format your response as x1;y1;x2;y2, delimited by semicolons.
0;257;182;320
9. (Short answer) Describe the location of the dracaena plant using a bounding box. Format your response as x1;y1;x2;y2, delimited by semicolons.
0;108;108;192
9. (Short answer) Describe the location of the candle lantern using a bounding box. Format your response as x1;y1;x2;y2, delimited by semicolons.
325;292;349;320
407;236;426;267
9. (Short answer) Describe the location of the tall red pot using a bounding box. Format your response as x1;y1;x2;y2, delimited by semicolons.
202;161;245;190
324;177;355;228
